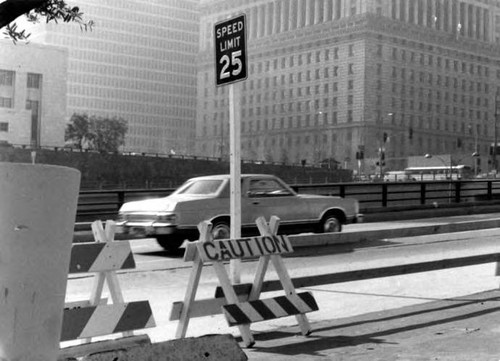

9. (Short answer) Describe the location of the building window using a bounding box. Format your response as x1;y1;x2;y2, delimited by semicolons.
0;122;8;132
27;73;42;89
0;70;14;86
0;97;12;108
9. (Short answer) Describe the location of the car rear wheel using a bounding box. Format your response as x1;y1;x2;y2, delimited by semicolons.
319;214;342;233
155;235;184;252
211;220;230;240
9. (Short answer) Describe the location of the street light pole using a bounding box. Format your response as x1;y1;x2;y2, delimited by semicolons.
494;91;499;173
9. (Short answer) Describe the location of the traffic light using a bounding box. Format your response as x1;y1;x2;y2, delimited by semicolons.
383;132;388;143
408;127;413;140
380;151;385;160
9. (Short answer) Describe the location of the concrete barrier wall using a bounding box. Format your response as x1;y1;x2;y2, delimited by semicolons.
0;146;351;188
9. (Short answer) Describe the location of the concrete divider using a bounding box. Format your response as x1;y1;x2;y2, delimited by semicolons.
0;163;80;361
59;334;247;361
288;217;500;248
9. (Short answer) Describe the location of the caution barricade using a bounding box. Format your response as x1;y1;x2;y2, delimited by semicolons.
61;220;155;343
172;216;318;347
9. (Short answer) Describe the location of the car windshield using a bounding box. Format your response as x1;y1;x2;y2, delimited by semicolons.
174;179;223;195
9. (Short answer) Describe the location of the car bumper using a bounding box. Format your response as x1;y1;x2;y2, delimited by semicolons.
115;221;177;237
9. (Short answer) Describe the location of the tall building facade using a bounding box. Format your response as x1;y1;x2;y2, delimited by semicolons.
196;0;500;174
0;40;68;147
23;0;199;154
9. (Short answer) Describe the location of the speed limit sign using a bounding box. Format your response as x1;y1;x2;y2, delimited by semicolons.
214;14;247;86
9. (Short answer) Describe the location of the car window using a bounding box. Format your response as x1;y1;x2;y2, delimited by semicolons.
174;179;223;195
248;179;293;197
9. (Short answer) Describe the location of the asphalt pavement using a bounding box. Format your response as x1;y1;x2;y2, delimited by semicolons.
244;289;500;361
65;212;500;360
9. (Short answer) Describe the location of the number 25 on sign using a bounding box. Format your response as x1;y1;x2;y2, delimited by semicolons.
214;14;247;86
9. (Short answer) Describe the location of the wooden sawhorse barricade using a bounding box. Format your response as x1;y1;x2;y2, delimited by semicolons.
172;216;319;347
61;220;155;343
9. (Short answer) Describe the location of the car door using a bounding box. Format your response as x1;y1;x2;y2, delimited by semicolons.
243;176;311;230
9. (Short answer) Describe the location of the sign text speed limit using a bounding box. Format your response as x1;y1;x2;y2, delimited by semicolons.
214;14;247;86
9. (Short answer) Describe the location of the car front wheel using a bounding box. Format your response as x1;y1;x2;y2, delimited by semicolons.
155;235;184;252
320;214;342;233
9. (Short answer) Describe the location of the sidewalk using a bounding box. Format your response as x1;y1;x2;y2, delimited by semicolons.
244;289;500;361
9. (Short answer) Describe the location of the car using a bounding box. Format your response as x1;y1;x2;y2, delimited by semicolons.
116;174;362;251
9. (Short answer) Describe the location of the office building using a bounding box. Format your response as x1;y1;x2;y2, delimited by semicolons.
196;0;500;174
0;40;68;147
20;0;199;154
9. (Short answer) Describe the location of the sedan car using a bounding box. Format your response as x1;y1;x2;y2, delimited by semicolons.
116;174;361;251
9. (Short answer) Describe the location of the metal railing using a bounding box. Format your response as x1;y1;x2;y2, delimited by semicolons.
75;179;500;222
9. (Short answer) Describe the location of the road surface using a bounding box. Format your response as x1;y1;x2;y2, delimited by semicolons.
63;214;500;347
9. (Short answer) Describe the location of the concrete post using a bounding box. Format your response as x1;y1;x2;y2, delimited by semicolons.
0;163;80;361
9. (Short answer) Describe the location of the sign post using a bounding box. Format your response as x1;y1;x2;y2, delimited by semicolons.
214;14;247;283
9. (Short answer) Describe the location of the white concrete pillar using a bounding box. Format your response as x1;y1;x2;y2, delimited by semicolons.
281;0;288;31
250;7;258;39
462;3;469;37
455;2;461;35
297;0;304;27
314;0;322;24
404;0;410;22
273;1;281;34
430;0;436;27
486;8;492;42
448;0;453;32
257;5;265;37
290;0;298;29
438;0;444;30
413;0;419;24
472;5;477;39
324;0;332;21
303;0;314;26
422;0;427;26
266;2;274;35
0;163;80;361
395;0;401;20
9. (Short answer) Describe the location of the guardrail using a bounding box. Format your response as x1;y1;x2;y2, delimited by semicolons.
75;179;500;222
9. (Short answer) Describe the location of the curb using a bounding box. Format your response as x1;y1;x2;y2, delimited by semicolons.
288;217;500;248
59;334;247;361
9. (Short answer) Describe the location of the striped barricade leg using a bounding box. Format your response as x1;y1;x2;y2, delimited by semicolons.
61;301;156;342
222;292;318;327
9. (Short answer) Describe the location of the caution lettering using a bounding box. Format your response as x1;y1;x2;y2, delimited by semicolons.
196;235;292;262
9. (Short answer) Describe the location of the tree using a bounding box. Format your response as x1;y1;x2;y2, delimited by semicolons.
0;0;93;43
64;113;94;149
92;116;128;153
65;113;128;153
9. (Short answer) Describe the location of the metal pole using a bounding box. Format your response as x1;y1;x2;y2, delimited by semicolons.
494;91;499;173
229;83;242;284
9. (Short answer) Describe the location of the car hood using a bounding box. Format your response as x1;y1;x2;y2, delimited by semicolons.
119;194;211;213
